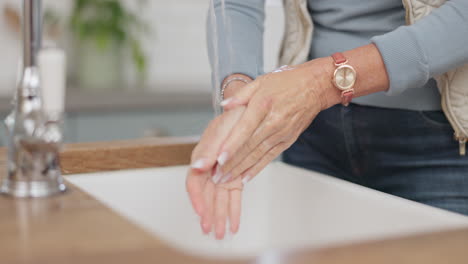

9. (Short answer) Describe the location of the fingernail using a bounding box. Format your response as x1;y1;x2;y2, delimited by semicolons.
220;98;233;107
242;174;252;186
212;167;223;184
225;223;233;240
191;158;206;169
202;222;211;234
215;227;225;240
220;173;232;184
217;152;229;165
230;221;239;235
231;226;239;235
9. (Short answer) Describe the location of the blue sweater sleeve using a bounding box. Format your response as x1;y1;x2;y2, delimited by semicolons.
207;0;265;89
371;0;468;96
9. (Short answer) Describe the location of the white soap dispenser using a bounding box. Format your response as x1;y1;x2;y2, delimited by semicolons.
38;48;66;116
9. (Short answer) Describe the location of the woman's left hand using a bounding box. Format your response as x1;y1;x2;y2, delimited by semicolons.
214;59;333;184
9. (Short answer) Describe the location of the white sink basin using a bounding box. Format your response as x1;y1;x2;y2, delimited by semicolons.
67;162;468;258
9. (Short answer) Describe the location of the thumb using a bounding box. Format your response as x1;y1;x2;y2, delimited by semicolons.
190;106;245;172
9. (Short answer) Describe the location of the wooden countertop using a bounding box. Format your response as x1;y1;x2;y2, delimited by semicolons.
1;137;467;263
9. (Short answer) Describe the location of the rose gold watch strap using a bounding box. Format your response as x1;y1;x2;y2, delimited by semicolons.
332;52;347;65
342;89;354;107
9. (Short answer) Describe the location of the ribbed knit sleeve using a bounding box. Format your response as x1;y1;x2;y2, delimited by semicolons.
371;0;468;96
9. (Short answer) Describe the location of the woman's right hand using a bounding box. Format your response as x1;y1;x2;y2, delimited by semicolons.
186;74;251;239
221;73;253;99
186;106;245;239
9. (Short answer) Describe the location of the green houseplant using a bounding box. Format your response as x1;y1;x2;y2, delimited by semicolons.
70;0;149;90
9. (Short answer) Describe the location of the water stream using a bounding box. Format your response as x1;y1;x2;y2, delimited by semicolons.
208;0;232;115
209;0;262;115
208;0;221;114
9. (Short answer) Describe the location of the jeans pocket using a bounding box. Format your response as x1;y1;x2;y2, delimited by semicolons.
418;111;452;128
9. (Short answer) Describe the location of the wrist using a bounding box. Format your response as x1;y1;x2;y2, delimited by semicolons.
222;74;253;99
302;57;342;111
302;44;389;111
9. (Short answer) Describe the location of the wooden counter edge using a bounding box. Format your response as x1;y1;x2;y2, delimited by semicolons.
60;136;198;175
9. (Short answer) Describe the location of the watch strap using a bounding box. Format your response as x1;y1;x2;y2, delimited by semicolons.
332;52;347;65
341;89;354;107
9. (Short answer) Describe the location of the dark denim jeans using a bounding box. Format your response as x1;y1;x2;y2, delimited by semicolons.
283;104;468;216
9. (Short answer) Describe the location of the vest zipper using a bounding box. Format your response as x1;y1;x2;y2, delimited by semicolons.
401;0;412;25
455;135;467;156
441;83;468;156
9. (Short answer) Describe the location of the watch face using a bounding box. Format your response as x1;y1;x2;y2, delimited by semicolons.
333;65;356;90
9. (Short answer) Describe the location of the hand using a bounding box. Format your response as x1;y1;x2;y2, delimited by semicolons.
214;45;390;184
187;74;253;239
187;44;389;239
213;60;332;185
222;73;253;99
186;106;247;239
187;165;244;240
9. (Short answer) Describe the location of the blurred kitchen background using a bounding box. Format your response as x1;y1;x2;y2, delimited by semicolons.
0;0;284;145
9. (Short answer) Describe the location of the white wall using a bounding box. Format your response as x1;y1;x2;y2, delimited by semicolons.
0;0;284;95
0;0;21;97
0;0;71;96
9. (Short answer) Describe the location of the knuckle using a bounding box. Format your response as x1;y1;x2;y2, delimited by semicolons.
271;122;283;134
253;147;264;160
261;138;274;151
264;118;281;132
266;148;280;161
239;123;252;136
245;140;258;152
242;147;262;167
269;109;282;118
281;140;294;150
278;129;292;141
255;96;273;112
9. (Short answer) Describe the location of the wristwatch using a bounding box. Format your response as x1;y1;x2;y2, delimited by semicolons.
331;52;356;106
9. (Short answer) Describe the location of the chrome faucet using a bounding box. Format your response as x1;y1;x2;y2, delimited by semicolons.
1;0;66;197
